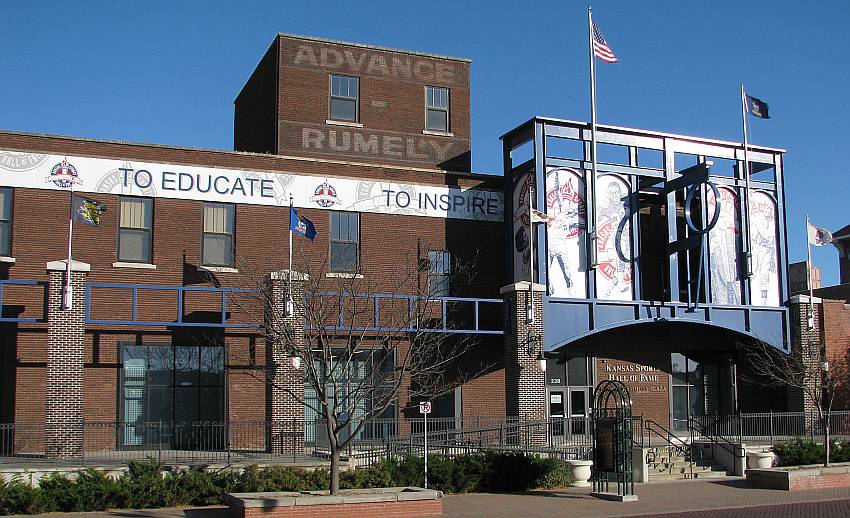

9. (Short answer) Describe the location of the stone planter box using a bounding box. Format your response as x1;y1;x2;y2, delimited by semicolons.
747;451;775;469
226;486;442;518
565;459;593;487
747;463;850;491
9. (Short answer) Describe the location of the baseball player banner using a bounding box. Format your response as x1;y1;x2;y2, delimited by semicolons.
749;191;780;307
545;167;587;298
594;174;633;301
707;186;742;305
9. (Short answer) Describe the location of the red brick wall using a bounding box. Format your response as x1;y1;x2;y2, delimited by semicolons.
274;35;471;171
595;354;671;427
823;299;850;409
235;498;442;518
0;132;503;426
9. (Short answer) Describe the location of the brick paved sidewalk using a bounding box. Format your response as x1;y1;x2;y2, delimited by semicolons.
9;478;850;518
443;478;850;518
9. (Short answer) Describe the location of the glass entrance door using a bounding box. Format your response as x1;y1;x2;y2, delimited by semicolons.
569;388;589;436
671;353;736;432
548;390;565;437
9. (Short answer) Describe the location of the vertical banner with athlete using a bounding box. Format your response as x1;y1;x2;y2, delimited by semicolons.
749;191;779;307
594;174;633;300
708;187;743;305
545;167;587;298
512;173;534;283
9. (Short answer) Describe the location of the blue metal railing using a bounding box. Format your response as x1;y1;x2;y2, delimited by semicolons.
0;279;48;323
85;283;259;328
306;291;503;335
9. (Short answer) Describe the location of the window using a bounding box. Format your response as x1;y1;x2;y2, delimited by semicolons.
118;196;153;263
330;75;359;122
0;188;11;257
121;343;224;448
425;86;449;131
330;211;360;273
428;250;452;297
202;202;235;267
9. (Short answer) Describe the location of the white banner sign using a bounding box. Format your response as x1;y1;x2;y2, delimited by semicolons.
0;150;503;222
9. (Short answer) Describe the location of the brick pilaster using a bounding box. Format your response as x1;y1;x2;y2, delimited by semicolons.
788;295;823;431
45;260;89;458
501;282;546;445
267;270;307;454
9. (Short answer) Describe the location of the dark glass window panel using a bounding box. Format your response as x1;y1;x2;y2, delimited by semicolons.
546;359;566;385
672;386;688;422
426;109;448;131
202;234;233;266
147;386;173;424
119;228;152;263
330;98;357;121
0;188;11;220
671;353;688;385
689;385;706;417
199;388;225;421
570;390;586;416
199;347;225;379
567;357;589;386
174;388;199;423
175;347;199;387
0;221;10;256
331;242;358;272
148;346;173;386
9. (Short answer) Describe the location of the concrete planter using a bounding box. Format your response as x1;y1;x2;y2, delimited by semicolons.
226;487;442;518
566;459;593;487
747;451;775;469
746;462;850;490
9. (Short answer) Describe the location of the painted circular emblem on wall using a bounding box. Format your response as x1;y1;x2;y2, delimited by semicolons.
0;152;49;172
45;159;82;188
311;180;340;208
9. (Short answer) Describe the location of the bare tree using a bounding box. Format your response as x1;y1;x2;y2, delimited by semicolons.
742;338;849;467
226;246;490;494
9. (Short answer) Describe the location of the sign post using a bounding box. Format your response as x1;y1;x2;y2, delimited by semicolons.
419;401;432;489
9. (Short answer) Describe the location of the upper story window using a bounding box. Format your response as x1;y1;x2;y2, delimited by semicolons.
425;86;450;132
202;202;235;267
428;250;452;297
0;188;11;257
118;196;153;263
330;75;359;122
330;211;360;273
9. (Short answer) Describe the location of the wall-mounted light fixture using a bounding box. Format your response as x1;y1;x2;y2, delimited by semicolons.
527;333;546;371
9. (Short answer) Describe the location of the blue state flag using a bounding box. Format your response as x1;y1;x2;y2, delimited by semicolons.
290;206;317;241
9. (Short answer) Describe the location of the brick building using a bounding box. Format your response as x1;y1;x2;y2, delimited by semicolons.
0;33;798;458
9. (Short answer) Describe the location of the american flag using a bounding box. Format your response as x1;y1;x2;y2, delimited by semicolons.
592;20;618;63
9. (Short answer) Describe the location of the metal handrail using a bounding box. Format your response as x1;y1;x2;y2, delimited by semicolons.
644;419;694;478
689;415;745;459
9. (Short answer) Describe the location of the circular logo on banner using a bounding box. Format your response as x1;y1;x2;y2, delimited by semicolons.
311;180;340;208
0;152;49;172
45;159;83;188
515;174;534;228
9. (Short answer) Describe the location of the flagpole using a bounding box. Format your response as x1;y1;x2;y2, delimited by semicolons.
741;85;754;284
528;182;535;324
587;7;599;270
807;215;814;329
63;184;74;309
287;194;294;316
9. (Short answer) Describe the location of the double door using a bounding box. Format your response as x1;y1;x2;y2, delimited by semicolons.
548;388;590;438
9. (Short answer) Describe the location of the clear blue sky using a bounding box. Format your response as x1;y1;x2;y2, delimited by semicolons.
2;1;847;284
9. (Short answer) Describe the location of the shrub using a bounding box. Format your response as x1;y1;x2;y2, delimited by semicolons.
772;438;850;466
0;451;575;514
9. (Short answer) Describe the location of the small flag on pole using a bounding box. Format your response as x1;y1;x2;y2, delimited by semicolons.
592;20;619;63
290;206;317;241
807;221;833;246
530;208;555;225
745;95;770;119
71;194;105;226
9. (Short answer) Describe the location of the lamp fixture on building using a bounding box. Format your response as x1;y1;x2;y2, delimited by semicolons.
526;333;546;371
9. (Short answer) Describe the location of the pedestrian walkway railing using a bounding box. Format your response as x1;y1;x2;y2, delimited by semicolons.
1;412;847;468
